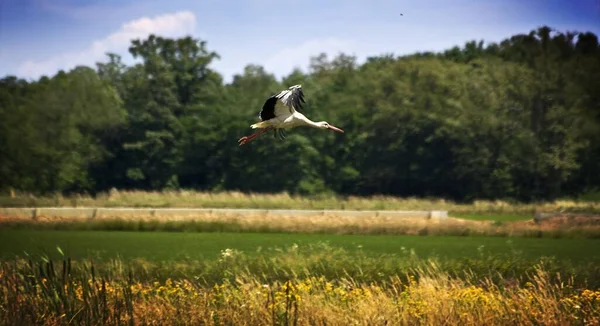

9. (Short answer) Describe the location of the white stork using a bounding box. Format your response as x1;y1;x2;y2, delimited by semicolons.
238;85;344;146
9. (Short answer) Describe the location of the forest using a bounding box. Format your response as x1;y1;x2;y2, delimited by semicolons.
1;26;599;202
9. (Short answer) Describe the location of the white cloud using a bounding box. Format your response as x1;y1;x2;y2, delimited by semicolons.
17;11;197;79
262;38;356;79
208;37;356;84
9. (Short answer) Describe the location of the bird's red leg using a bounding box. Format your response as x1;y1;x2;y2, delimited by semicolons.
238;127;272;146
238;129;267;145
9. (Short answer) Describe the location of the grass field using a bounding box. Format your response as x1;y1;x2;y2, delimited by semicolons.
2;229;600;263
1;229;600;325
1;192;600;324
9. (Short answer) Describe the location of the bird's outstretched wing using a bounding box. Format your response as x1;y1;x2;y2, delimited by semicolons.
259;85;305;121
276;84;305;113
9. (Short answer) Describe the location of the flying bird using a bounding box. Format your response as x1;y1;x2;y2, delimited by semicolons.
238;85;344;146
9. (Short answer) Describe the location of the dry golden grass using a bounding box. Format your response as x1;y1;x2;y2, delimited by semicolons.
2;189;599;214
122;273;600;325
2;260;599;325
2;211;600;238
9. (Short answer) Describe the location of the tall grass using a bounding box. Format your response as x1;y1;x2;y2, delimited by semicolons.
2;213;600;239
1;244;599;325
2;189;600;214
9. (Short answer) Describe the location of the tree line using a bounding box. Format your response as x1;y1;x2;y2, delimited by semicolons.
1;26;599;202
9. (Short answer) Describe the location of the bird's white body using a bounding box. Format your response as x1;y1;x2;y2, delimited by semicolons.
252;111;313;130
238;85;343;145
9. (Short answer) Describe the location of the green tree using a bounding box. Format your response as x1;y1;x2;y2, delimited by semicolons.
2;27;599;201
0;67;124;193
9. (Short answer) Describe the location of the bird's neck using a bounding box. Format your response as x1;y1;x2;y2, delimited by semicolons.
295;112;321;128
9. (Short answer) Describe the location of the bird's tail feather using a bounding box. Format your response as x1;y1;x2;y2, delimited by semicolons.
250;121;270;129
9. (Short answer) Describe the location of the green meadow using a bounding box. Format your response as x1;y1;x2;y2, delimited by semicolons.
1;229;598;263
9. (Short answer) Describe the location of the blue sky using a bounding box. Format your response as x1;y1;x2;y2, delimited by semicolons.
1;0;599;83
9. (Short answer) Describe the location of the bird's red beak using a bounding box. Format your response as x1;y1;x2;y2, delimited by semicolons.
327;125;344;133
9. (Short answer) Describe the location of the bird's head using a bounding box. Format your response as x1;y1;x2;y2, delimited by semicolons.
316;121;344;133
